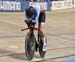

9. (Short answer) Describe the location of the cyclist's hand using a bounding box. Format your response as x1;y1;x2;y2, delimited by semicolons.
25;18;32;22
28;18;32;21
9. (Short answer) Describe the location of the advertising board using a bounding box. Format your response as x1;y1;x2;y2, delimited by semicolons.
21;1;29;12
0;1;21;11
51;1;73;10
64;0;73;8
74;0;75;8
29;2;48;10
51;1;63;10
0;1;51;12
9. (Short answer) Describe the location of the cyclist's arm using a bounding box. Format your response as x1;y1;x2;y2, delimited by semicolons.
25;11;34;21
32;8;40;23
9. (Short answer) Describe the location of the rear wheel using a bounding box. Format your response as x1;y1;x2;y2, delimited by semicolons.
25;32;36;60
39;37;47;58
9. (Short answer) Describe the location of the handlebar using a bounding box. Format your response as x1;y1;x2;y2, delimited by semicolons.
21;27;38;31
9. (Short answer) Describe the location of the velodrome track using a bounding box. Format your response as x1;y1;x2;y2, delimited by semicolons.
0;9;75;62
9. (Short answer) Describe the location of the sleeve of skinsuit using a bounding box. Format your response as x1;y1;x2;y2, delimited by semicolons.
32;5;40;23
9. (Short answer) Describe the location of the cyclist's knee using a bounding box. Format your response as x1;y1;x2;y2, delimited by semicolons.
38;25;45;37
39;30;45;38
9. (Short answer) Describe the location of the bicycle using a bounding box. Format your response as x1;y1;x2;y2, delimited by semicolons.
21;22;47;60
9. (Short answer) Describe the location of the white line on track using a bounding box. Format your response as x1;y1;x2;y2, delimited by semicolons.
46;31;75;44
8;45;18;49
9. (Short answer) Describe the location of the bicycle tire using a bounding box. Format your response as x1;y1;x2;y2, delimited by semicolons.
39;37;47;58
25;32;36;60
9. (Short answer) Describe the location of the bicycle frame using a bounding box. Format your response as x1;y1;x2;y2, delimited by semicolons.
21;25;39;42
21;24;46;59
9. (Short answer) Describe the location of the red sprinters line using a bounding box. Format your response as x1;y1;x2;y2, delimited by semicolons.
0;46;75;57
0;53;24;57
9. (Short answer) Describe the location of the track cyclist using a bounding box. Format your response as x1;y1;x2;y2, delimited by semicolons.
25;5;47;54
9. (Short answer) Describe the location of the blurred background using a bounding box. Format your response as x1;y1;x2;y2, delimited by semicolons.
0;0;73;2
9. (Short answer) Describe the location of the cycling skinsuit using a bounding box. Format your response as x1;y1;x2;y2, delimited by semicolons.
26;5;46;24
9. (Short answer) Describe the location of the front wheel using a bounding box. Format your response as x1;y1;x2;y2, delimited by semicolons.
25;32;36;60
39;37;47;58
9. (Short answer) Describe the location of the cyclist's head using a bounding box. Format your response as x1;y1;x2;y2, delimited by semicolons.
26;6;34;17
40;6;44;13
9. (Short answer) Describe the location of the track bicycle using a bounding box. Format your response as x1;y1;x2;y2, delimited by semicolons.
21;22;47;60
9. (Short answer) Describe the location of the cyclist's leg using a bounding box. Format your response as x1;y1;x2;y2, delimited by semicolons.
38;12;47;51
